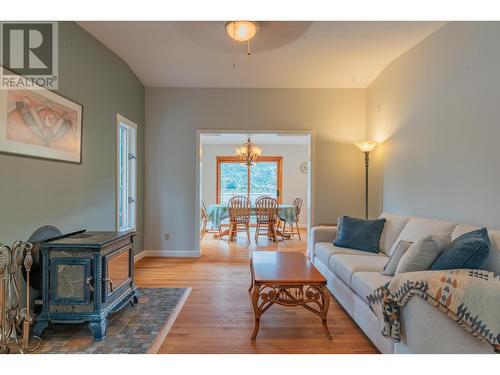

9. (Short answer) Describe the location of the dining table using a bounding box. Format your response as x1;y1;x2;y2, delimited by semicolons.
206;203;298;239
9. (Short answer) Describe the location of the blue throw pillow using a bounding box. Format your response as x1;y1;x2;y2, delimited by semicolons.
334;216;386;253
431;228;490;270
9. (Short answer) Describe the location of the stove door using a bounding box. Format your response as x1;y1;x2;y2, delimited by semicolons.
102;244;133;304
49;257;93;306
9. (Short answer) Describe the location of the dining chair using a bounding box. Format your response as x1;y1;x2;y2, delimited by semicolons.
217;207;231;240
277;196;303;240
254;196;278;243
227;196;251;244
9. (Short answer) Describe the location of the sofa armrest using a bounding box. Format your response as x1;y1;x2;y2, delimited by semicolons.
395;297;492;353
308;226;337;258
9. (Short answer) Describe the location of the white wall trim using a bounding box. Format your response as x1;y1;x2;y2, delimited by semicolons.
137;250;201;259
196;128;314;255
134;250;147;263
116;113;138;232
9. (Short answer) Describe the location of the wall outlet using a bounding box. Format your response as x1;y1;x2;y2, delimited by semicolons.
164;233;170;240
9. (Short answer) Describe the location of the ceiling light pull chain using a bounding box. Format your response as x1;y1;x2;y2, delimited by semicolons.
233;21;236;68
225;21;258;67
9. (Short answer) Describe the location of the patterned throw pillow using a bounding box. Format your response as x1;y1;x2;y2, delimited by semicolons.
334;216;386;253
382;240;413;276
431;228;490;270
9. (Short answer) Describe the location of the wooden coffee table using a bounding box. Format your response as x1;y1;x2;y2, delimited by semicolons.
248;251;332;340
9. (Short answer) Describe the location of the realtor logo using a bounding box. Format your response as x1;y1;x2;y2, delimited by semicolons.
0;22;58;89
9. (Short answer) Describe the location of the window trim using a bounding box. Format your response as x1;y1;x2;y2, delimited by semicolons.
116;114;138;231
216;156;282;204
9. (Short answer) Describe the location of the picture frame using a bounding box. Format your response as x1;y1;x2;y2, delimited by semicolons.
0;70;82;163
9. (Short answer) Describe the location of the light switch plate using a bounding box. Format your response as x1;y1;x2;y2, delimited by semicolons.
164;233;170;240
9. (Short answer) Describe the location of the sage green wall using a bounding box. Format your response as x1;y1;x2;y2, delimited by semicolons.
0;22;145;253
367;22;500;228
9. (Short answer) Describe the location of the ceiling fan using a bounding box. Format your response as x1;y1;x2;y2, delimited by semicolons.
224;21;259;67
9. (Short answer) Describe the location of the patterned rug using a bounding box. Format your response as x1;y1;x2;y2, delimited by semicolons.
32;288;190;354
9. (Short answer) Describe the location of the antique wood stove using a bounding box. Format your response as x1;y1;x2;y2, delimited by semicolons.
32;229;138;340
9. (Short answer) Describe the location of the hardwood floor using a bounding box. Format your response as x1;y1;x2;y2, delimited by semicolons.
134;229;378;353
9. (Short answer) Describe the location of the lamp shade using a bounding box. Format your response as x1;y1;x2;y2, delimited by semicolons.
354;140;379;153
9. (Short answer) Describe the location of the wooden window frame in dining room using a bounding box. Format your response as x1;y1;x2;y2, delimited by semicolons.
216;156;283;204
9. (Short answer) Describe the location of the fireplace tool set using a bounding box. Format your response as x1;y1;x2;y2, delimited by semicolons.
0;240;41;354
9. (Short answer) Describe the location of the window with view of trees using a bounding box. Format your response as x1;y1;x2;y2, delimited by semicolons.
217;156;282;205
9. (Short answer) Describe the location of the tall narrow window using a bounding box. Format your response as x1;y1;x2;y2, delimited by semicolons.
117;115;137;231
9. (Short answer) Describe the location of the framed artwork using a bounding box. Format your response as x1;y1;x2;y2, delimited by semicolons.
0;72;82;163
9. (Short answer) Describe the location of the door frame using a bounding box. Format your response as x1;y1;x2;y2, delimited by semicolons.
195;129;315;255
116;114;138;232
216;156;283;204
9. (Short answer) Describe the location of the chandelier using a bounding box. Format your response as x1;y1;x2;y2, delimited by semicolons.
236;136;262;166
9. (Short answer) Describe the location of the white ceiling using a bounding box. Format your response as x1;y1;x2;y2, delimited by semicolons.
79;21;445;88
200;133;310;145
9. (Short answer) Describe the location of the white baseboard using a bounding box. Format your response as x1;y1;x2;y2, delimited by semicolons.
284;224;307;229
135;250;201;261
278;223;307;228
134;251;147;263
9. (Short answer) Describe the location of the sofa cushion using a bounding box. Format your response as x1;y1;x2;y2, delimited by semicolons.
382;240;412;276
314;242;383;265
328;254;388;287
395;234;451;274
351;272;393;303
452;225;500;273
388;217;456;256
378;213;410;255
315;242;336;265
451;224;480;240
334;216;387;253
484;229;500;273
431;228;490;270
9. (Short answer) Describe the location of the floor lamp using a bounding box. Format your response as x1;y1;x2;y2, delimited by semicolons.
354;140;379;220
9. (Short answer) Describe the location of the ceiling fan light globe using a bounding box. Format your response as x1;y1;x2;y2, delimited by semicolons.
225;21;259;42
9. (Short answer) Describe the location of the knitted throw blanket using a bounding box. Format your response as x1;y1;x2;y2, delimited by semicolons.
367;269;500;352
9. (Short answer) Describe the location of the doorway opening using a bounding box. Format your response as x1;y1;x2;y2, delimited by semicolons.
196;131;313;256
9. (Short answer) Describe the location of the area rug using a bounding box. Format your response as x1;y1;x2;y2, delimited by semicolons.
33;288;191;354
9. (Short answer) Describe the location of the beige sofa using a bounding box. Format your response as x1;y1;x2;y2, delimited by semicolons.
309;213;500;353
